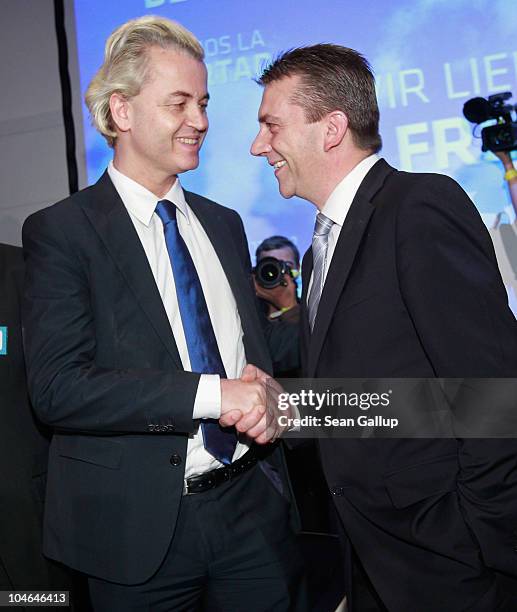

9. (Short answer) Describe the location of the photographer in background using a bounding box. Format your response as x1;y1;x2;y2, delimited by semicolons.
254;235;300;377
254;236;344;611
464;93;517;315
254;235;300;324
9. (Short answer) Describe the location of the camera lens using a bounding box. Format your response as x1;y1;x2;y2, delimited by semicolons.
255;257;284;289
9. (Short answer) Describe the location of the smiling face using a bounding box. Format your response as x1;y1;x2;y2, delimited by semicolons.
113;46;209;191
251;75;324;203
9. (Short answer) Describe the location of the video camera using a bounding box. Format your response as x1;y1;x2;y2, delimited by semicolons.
253;257;298;289
463;92;517;153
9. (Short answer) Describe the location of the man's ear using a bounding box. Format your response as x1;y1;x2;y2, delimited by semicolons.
109;93;131;134
323;111;348;152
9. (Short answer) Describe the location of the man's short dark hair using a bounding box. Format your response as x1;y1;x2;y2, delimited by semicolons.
256;236;300;266
257;44;382;153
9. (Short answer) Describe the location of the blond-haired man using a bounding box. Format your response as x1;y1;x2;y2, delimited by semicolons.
22;16;305;611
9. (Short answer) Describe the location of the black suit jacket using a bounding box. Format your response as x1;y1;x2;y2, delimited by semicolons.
301;159;517;611
0;244;69;590
22;172;294;585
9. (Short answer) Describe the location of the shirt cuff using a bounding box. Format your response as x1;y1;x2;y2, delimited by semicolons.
193;374;221;419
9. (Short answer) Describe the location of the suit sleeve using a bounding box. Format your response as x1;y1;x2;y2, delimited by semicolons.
22;210;199;435
395;173;517;376
395;174;517;577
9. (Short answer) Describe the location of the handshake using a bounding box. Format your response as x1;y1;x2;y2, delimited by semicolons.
219;364;289;444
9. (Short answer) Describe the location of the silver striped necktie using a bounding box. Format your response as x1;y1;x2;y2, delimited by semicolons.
307;212;334;331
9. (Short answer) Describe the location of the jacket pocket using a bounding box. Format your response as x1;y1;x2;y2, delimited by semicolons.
384;453;458;508
56;435;122;470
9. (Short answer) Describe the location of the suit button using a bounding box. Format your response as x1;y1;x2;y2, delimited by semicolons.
170;454;182;466
330;486;344;496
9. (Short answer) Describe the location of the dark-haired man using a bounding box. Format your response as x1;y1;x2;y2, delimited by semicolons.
251;44;517;611
255;235;300;322
254;235;300;376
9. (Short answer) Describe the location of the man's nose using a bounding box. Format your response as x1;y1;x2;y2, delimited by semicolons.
250;130;271;157
187;105;209;132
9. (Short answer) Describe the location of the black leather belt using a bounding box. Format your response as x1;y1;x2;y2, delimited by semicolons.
183;447;260;495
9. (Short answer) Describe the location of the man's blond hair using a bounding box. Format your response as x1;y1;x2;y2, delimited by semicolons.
85;15;204;147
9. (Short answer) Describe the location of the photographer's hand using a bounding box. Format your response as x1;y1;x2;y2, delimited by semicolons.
494;151;514;170
253;273;297;312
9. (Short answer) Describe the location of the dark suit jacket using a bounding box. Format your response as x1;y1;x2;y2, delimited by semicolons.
22;172;295;585
301;159;517;611
0;244;68;591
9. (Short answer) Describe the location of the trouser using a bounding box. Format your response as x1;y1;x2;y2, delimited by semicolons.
88;462;308;611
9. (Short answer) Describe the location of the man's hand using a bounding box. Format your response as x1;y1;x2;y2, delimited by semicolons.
240;363;270;383
254;273;297;312
219;378;266;427
232;364;287;444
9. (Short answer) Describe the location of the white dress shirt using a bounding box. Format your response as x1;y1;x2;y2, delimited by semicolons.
108;162;249;477
309;154;380;291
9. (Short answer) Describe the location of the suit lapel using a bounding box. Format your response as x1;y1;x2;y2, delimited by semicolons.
81;172;183;368
307;159;395;376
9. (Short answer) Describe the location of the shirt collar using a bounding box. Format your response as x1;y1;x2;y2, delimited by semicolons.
321;153;380;227
107;161;190;227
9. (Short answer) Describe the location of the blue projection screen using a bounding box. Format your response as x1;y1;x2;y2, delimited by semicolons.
72;0;517;305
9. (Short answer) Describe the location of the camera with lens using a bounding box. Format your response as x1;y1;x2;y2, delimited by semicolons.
253;257;297;289
463;91;517;153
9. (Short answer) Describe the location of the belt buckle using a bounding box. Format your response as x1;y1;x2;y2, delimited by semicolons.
183;479;190;495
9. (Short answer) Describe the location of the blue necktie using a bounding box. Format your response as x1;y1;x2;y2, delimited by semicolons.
155;199;237;465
